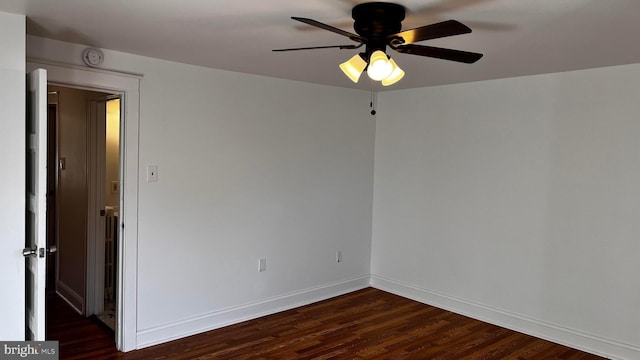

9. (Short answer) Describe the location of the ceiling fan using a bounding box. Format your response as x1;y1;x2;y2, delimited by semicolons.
273;2;483;86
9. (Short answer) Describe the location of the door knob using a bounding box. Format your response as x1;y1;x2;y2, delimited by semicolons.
22;246;56;257
22;247;37;257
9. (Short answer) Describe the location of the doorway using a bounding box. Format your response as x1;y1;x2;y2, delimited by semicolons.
28;59;141;351
96;97;121;331
46;85;121;339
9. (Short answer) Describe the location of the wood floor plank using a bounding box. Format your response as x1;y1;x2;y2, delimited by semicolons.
47;288;608;359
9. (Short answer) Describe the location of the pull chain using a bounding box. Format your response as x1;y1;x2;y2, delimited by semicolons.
370;82;376;116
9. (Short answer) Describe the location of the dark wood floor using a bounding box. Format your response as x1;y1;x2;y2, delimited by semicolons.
47;288;607;359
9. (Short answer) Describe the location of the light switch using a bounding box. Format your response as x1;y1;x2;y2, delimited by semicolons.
146;165;158;182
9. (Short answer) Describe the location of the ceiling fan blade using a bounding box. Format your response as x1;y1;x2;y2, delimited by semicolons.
394;44;483;63
272;44;362;52
389;20;472;45
292;17;366;42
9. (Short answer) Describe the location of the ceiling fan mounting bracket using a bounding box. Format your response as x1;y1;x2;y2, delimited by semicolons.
353;2;405;51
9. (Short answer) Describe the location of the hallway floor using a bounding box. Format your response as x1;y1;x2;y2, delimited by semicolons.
46;292;118;359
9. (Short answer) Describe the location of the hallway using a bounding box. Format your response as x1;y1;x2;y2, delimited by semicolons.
47;292;118;359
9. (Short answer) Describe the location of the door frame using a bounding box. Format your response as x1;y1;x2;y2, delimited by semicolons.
88;94;121;317
46;95;60;293
28;58;141;351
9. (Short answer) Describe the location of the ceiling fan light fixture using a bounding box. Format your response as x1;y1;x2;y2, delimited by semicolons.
381;58;405;86
339;54;368;83
367;50;393;81
277;3;483;88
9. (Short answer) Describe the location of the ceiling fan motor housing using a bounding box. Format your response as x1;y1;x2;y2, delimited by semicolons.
353;2;405;54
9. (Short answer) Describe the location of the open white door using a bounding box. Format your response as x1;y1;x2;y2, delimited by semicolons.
24;68;49;340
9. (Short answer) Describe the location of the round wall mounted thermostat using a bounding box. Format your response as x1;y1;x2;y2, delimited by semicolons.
82;47;104;67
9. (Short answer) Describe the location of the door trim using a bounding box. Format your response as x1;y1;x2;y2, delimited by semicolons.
27;58;141;351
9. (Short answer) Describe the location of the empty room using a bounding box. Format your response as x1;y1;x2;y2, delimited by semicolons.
1;1;639;359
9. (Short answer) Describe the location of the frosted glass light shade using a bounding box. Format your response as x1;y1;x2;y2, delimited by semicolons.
367;50;393;81
339;54;367;83
381;58;405;86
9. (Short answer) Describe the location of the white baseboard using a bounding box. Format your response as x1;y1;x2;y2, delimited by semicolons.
370;275;639;360
56;280;83;315
135;276;370;349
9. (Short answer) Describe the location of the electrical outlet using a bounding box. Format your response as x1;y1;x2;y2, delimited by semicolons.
258;258;267;272
336;251;342;263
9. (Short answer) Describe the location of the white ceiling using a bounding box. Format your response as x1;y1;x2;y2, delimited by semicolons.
1;0;639;90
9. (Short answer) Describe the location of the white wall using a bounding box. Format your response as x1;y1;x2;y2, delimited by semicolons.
28;36;375;347
0;12;25;340
372;64;640;359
